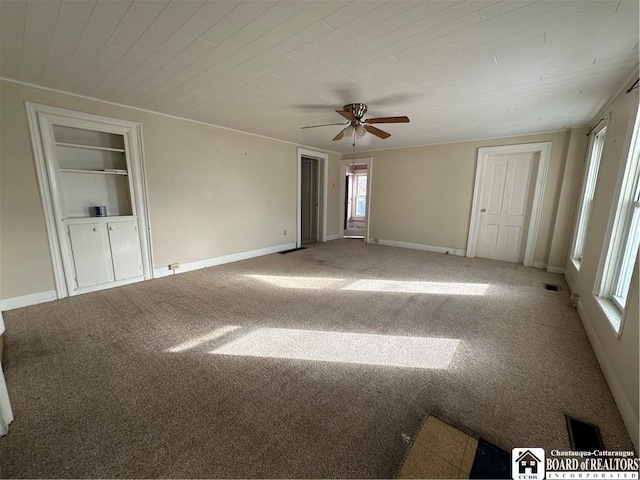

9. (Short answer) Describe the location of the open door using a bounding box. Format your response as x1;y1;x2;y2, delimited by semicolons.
296;148;328;247
301;157;318;243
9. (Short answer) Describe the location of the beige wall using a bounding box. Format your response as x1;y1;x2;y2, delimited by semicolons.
326;156;343;237
0;80;308;298
564;83;639;449
547;128;590;269
333;130;586;268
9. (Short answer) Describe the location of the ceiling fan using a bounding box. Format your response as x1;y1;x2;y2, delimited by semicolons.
301;103;409;141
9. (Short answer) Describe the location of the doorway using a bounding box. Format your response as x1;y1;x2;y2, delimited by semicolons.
301;156;319;244
296;148;328;247
467;142;551;266
339;157;372;242
344;164;368;238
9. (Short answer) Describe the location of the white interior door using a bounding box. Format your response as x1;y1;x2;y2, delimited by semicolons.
300;158;318;242
301;160;311;240
476;152;539;263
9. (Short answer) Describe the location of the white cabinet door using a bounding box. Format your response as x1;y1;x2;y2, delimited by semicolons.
107;221;143;281
68;223;114;288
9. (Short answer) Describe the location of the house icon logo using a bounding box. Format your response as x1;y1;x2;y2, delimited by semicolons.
511;448;545;480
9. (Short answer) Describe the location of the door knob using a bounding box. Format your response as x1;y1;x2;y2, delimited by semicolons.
480;208;487;213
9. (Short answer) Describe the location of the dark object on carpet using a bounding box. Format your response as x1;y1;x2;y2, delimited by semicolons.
566;415;604;451
470;438;511;479
278;247;306;254
544;283;560;291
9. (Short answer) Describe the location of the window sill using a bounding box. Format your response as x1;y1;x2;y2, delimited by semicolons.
593;296;623;337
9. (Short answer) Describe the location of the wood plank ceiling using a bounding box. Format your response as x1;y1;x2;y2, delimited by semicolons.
1;0;638;153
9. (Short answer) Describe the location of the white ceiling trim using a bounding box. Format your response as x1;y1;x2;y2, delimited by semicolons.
592;67;640;124
0;77;341;155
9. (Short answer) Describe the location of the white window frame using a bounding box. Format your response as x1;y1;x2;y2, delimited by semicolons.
594;106;640;335
570;121;608;270
352;172;368;219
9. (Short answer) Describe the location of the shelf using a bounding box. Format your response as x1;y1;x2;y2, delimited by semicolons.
56;141;125;153
60;168;128;175
65;215;137;224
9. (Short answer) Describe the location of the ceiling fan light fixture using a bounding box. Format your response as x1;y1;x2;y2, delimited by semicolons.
343;124;355;138
355;124;366;138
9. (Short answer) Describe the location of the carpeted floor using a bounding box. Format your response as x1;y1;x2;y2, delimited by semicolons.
0;240;633;478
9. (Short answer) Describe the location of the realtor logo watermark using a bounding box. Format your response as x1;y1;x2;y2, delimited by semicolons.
513;448;639;480
512;448;545;480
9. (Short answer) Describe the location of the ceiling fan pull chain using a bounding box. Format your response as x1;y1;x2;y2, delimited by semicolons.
352;130;356;168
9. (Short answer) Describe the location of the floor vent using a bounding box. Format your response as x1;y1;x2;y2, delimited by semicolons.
544;283;560;291
566;415;604;451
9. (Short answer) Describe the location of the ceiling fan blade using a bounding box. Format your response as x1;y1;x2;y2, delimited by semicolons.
365;116;410;124
333;127;348;141
301;122;348;129
335;109;356;122
364;125;391;139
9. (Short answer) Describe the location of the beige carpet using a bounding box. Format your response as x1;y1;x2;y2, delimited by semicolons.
0;240;633;478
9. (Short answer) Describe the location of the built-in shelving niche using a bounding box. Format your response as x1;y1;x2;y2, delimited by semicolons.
27;103;152;298
53;125;132;218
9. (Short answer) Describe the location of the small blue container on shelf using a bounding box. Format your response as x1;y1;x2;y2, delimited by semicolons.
93;206;107;217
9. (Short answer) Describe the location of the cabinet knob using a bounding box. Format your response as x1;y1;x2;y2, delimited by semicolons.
109;226;115;231
93;227;99;232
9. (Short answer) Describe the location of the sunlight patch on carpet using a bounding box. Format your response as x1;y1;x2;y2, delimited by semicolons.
246;275;489;295
342;279;489;295
210;328;460;369
166;325;241;352
246;274;345;289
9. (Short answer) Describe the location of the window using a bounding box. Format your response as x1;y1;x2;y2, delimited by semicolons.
571;122;607;268
612;176;640;308
596;107;640;332
353;173;367;218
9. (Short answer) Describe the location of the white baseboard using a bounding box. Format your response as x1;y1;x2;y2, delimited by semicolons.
0;290;57;311
546;266;565;274
153;242;297;278
325;234;340;241
532;260;547;269
576;300;639;450
377;239;466;256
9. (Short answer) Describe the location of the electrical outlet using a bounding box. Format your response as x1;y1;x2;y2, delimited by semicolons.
168;263;179;271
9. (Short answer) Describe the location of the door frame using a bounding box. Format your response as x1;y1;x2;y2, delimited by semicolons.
296;148;328;247
339;157;373;242
25;103;153;298
466;142;551;266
